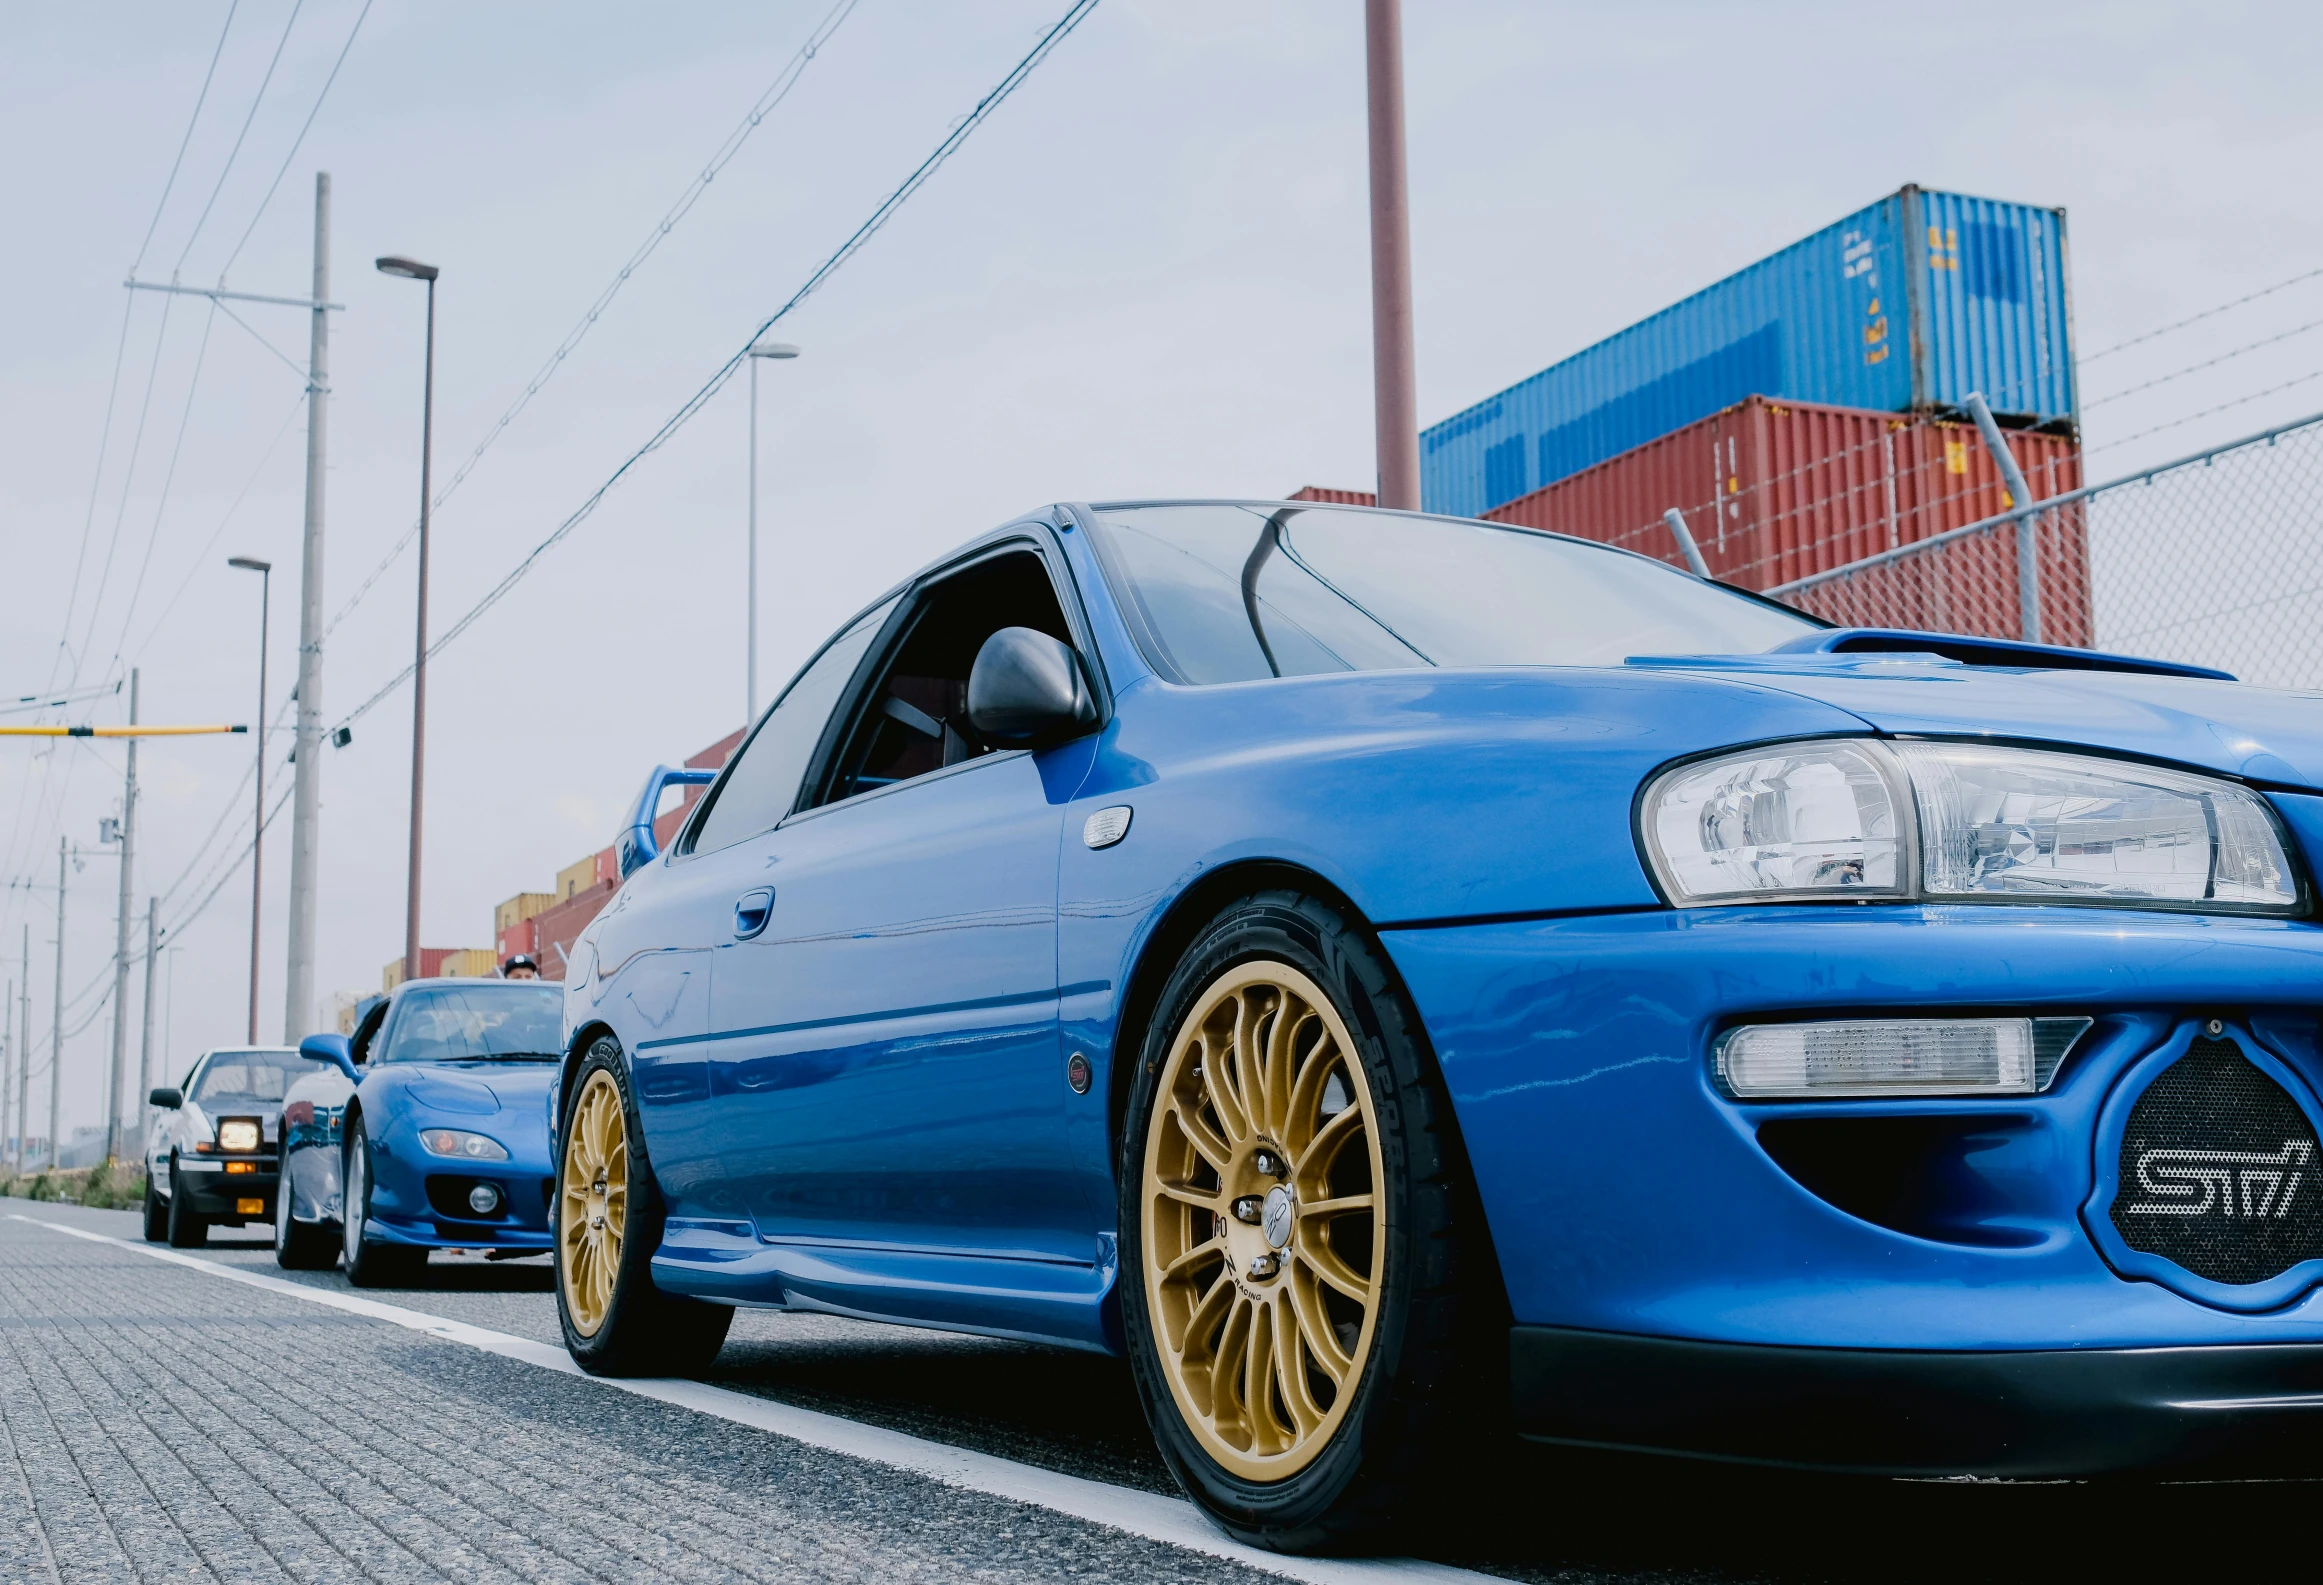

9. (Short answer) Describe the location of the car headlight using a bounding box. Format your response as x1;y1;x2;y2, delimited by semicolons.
1643;739;2298;913
418;1128;510;1161
215;1117;262;1153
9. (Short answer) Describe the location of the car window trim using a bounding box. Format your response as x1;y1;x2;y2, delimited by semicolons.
674;594;904;859
672;518;1110;859
795;533;1104;817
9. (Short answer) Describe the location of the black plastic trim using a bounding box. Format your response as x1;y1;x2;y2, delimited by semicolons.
1512;1324;2323;1477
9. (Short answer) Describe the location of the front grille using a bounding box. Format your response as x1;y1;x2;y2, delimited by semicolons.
2109;1036;2323;1284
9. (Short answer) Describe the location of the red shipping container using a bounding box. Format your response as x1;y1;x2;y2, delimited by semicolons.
529;881;618;982
1287;486;1378;506
1482;396;2088;645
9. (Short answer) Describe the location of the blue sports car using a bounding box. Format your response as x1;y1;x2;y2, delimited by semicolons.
556;499;2323;1551
286;978;563;1284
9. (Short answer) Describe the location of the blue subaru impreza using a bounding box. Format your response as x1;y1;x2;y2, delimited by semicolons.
553;499;2323;1552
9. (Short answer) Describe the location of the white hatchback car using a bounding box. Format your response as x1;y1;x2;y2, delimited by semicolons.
143;1046;329;1246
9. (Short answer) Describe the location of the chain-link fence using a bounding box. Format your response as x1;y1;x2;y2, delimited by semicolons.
1764;409;2323;688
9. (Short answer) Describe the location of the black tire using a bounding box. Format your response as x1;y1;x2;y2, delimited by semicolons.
274;1144;340;1271
341;1115;426;1287
142;1173;168;1242
556;1035;733;1376
1118;890;1481;1554
165;1159;208;1248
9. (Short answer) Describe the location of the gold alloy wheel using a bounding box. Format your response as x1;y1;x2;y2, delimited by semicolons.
559;1069;629;1337
1141;959;1386;1481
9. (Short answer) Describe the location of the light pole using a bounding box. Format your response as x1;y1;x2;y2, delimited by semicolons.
746;341;800;722
1364;0;1421;510
228;556;271;1043
377;255;439;985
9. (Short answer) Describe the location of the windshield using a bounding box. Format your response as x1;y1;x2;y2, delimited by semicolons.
191;1048;326;1108
379;984;565;1063
1085;503;1817;685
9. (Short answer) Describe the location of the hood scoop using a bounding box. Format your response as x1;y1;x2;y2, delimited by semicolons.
1628;628;2234;682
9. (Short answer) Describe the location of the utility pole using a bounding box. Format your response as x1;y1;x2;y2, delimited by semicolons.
1;977;10;1173
139;901;159;1130
49;838;65;1171
107;669;138;1161
14;932;26;1173
284;172;330;1043
1364;0;1422;511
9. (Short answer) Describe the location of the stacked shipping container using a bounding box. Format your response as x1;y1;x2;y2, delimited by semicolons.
1421;185;2077;520
1481;396;2088;643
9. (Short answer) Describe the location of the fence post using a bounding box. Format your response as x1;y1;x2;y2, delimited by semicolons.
1661;508;1711;578
1965;392;2042;645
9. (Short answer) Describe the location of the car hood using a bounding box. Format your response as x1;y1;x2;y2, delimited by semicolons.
400;1062;559;1115
1629;653;2323;789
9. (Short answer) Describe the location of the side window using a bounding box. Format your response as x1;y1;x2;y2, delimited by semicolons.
691;599;896;854
817;550;1073;807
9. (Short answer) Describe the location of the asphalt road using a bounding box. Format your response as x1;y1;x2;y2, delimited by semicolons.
1;1203;2309;1584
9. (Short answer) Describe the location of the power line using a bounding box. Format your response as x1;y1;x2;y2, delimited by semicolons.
128;388;308;660
322;0;862;645
172;0;307;276
332;0;1104;735
133;0;243;272
217;0;373;282
2083;265;2323;365
105;302;222;673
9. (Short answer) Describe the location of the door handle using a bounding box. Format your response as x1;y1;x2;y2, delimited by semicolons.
733;887;775;940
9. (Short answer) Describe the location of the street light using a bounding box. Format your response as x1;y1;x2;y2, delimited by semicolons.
378;255;439;985
746;340;800;722
227;555;271;1043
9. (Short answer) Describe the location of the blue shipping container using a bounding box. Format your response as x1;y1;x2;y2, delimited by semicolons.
1420;185;2076;519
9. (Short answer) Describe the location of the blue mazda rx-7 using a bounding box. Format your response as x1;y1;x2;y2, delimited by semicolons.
554;498;2323;1552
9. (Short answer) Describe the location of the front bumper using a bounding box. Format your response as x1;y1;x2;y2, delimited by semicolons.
1513;1325;2323;1477
174;1159;277;1219
1383;904;2323;1352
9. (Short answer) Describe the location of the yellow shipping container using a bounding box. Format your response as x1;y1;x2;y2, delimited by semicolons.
555;856;598;901
495;891;555;934
444;948;499;978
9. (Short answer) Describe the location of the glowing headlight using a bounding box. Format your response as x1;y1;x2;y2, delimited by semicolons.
216;1118;261;1152
418;1128;509;1161
1643;740;2298;914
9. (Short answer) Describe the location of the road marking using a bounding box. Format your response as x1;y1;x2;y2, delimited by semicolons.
15;1216;1489;1585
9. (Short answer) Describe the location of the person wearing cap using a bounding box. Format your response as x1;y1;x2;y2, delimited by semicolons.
502;954;541;980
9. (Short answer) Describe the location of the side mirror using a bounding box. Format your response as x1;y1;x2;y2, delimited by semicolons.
618;764;719;879
968;627;1098;748
149;1086;183;1109
299;1031;360;1083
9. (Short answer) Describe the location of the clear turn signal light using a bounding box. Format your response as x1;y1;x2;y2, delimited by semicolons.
1717;1017;2092;1099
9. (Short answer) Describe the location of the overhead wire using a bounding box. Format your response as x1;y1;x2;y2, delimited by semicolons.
128;388;309;660
322;0;862;644
103;303;222;674
215;0;373;283
332;0;1105;734
171;0;306;277
132;0;243;272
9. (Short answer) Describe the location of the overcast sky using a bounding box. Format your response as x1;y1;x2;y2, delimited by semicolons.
5;0;2321;1144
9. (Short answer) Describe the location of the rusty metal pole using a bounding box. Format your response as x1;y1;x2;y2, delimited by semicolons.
1364;0;1421;511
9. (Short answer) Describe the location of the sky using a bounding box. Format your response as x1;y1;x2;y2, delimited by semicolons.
5;0;2322;1148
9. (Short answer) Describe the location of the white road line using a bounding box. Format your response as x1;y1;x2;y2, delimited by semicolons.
15;1215;1491;1585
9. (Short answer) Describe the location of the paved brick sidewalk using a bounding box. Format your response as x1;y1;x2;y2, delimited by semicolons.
0;1214;1278;1584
